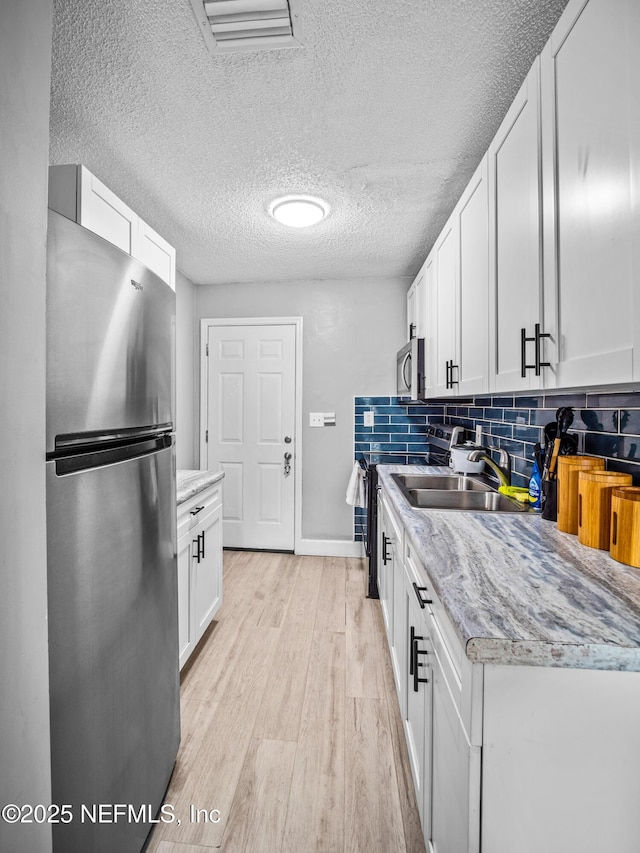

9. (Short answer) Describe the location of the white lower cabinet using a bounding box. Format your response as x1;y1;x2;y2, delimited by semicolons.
177;482;223;669
379;484;640;853
377;496;393;641
404;560;431;827
402;537;481;853
481;664;640;853
429;633;481;853
378;493;405;700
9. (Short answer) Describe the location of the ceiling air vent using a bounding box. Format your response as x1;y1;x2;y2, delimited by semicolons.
189;0;303;54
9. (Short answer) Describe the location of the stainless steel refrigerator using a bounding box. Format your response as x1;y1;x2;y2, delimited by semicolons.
45;210;180;853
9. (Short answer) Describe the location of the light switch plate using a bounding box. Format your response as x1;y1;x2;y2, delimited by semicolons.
364;410;374;427
309;413;323;427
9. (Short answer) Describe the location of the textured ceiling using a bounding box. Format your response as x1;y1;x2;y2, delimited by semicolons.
49;0;569;285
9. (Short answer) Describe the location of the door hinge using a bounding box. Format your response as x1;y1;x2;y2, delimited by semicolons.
205;430;208;443
206;343;209;356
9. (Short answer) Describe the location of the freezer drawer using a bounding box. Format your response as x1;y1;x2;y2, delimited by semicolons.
46;443;179;853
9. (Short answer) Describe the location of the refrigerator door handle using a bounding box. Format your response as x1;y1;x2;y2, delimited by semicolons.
52;433;173;476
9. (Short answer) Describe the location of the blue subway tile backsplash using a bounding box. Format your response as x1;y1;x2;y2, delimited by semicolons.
352;389;640;540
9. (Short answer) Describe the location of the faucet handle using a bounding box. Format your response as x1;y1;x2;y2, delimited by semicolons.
489;446;509;464
487;446;511;471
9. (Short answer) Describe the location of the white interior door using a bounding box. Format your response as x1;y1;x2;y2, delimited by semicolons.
205;322;296;550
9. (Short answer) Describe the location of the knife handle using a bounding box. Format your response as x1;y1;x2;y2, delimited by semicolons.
548;438;562;478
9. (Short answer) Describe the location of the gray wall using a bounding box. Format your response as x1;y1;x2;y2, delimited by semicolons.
196;278;409;541
175;269;197;469
0;2;54;852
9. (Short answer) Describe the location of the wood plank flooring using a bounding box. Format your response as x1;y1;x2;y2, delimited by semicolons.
144;551;425;853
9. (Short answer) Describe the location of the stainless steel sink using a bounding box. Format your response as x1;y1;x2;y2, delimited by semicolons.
408;489;528;513
391;473;529;513
392;474;493;492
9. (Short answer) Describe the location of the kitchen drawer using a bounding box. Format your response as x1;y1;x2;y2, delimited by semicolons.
177;482;223;536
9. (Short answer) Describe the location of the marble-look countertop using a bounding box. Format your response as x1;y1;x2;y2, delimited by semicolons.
176;469;224;505
378;465;640;671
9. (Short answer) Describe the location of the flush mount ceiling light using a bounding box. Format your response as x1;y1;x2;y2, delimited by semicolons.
269;196;328;228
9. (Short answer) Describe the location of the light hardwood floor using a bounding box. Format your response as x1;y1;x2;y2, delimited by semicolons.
144;551;425;853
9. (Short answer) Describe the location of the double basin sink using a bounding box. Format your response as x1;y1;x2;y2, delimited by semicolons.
391;474;529;514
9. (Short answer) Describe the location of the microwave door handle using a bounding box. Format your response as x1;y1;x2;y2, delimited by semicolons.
402;353;412;390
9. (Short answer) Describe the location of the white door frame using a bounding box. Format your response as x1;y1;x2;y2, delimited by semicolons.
200;316;303;553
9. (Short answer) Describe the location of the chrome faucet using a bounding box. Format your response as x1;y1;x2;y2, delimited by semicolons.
467;447;511;488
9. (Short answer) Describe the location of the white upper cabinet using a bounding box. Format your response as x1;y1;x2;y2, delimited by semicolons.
488;58;550;393
456;156;490;396
425;156;490;398
417;0;638;398
423;251;437;397
432;214;458;397
48;164;176;291
541;0;640;387
136;218;176;292
49;164;138;254
407;262;426;340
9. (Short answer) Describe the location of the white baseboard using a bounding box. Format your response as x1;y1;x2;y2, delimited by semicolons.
296;539;365;558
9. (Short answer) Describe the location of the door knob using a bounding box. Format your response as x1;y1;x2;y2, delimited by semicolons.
284;435;292;443
284;451;292;477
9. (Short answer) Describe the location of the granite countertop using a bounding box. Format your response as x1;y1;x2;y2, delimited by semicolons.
377;464;640;671
177;469;225;505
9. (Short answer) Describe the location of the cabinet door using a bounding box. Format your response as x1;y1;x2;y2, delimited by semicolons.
377;499;396;643
405;573;432;828
192;505;223;645
423;252;437;397
407;263;427;340
541;0;640;386
135;218;176;291
429;642;481;853
177;532;193;670
407;282;417;341
433;217;458;397
77;166;138;254
489;59;548;393
457;156;490;396
391;553;408;719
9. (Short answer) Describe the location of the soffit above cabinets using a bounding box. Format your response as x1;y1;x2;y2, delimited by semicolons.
188;0;303;54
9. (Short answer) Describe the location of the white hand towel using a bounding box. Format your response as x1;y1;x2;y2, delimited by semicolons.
346;461;366;507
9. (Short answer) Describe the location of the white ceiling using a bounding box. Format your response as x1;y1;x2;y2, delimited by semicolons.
49;0;569;286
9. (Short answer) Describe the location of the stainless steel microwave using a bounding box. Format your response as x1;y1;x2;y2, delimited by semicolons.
396;338;425;400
